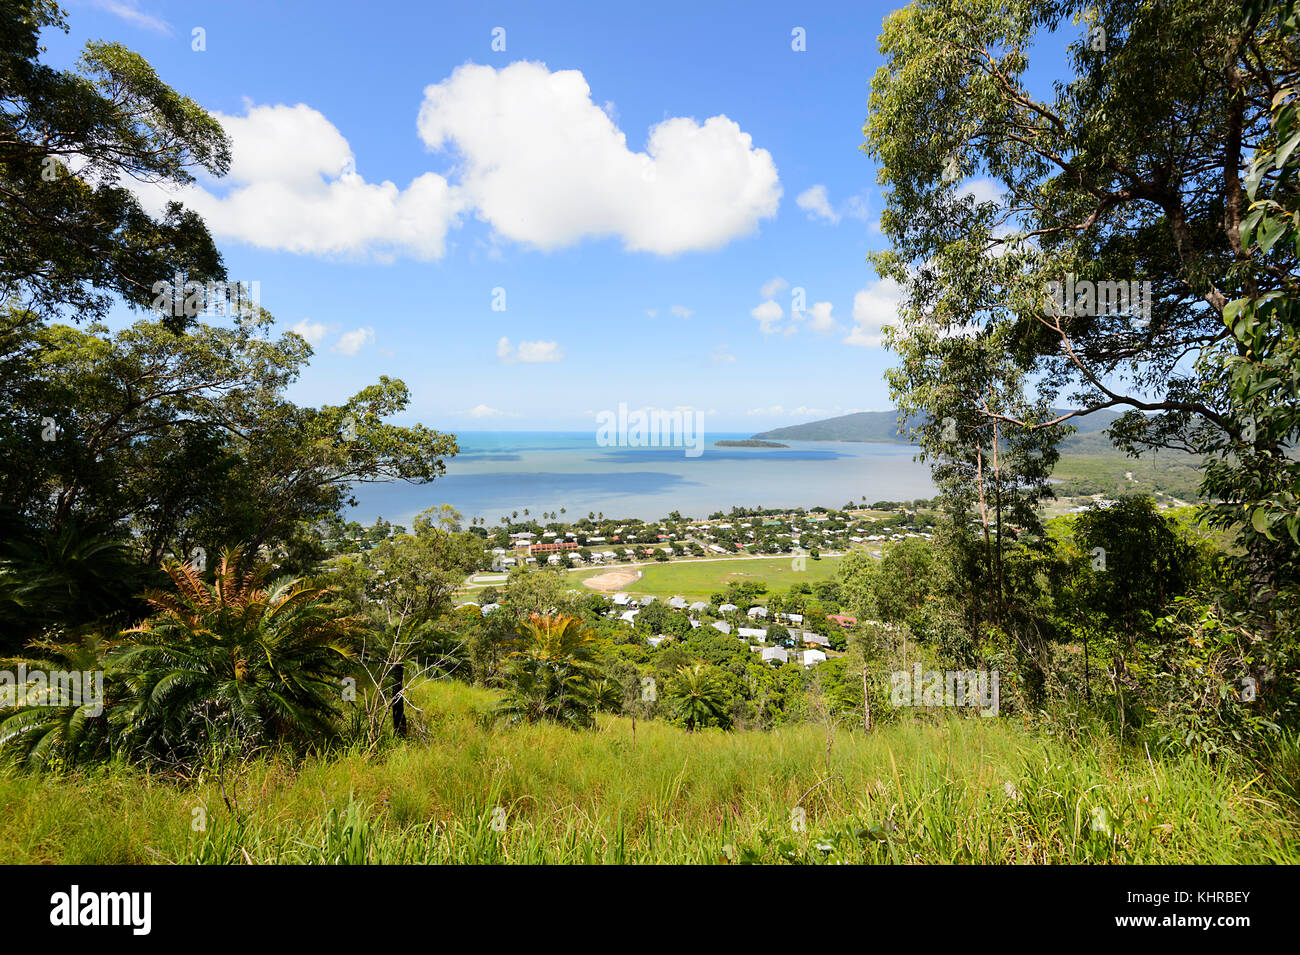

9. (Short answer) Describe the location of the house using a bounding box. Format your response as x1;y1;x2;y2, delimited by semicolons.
612;592;632;605
639;595;656;607
802;649;828;668
688;618;701;629
668;596;688;610
481;603;501;614
801;632;831;647
646;635;669;647
827;614;858;628
689;601;709;613
738;627;768;641
776;612;804;625
619;609;640;624
747;606;768;619
711;620;733;635
760;646;789;665
530;540;579;556
719;603;739;614
456;601;479;609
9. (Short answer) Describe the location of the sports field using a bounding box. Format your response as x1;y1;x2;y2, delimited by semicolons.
570;554;843;601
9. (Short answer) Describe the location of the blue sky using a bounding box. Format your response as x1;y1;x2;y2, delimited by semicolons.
45;0;1068;433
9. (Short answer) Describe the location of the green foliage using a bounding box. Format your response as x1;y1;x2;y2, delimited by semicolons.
0;1;230;326
664;664;731;731
110;550;361;766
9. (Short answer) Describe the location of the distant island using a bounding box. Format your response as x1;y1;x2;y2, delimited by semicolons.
752;408;1124;443
715;439;789;448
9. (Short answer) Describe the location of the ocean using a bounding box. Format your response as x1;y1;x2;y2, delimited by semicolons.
345;431;936;527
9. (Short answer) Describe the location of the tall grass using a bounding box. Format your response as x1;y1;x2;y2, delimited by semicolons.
0;680;1294;864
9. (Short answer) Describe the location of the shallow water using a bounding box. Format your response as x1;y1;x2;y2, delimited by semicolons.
347;431;935;526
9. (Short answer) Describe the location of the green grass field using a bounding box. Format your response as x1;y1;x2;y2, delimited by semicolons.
570;554;844;600
2;680;1295;864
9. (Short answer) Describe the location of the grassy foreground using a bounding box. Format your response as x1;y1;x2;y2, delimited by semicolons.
2;681;1296;864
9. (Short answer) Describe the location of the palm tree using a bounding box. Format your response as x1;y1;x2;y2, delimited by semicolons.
666;664;729;731
111;549;361;763
496;614;602;726
516;613;595;663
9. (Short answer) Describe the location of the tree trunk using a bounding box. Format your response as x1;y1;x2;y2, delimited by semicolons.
390;662;407;737
992;418;1005;623
976;443;993;617
862;661;871;732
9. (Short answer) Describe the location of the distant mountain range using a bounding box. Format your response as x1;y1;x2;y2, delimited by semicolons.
752;409;1123;444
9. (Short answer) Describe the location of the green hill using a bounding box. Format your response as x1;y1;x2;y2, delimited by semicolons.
752;409;1124;444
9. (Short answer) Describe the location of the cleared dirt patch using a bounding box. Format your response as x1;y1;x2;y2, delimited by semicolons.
581;568;643;591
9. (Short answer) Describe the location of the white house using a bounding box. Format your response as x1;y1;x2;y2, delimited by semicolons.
481;603;501;615
738;627;768;641
719;603;739;614
688;618;701;629
668;596;688;610
639;595;656;607
747;606;768;619
802;649;828;668
801;631;831;647
612;592;632;606
760;646;789;665
689;601;709;613
711;620;733;635
620;609;640;624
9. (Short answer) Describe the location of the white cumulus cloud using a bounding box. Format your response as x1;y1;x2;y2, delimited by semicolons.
333;326;375;356
751;299;784;335
797;184;873;226
136;104;464;260
465;404;511;418
796;185;839;223
498;337;565;363
289;319;328;347
417;61;781;255
844;279;901;348
797;301;841;335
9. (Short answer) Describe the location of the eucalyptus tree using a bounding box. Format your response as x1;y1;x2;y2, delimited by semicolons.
0;1;230;328
865;0;1299;614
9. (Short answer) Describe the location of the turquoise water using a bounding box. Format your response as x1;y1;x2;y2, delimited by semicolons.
347;431;935;526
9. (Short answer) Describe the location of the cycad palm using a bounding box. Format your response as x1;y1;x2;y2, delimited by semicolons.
0;634;111;770
112;549;360;762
